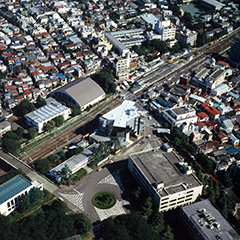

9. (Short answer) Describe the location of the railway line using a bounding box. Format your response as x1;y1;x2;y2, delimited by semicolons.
20;97;122;162
21;29;240;162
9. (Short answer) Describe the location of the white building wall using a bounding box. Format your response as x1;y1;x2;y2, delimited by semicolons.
0;185;33;216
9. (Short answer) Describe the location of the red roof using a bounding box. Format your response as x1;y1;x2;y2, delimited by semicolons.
201;102;220;115
217;60;229;66
197;112;209;120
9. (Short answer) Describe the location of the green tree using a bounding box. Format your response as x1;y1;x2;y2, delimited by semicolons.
2;138;20;155
3;131;18;140
197;169;203;183
34;158;51;175
16;127;24;137
29;187;44;203
171;42;181;54
72;214;92;234
148;211;165;232
60;164;74;185
132;186;141;200
43;120;55;132
161;224;174;240
18;194;31;213
174;137;182;146
182;12;192;23
141;196;153;217
71;107;81;117
53;115;64;127
92;69;116;94
28;127;37;139
17;99;35;117
35;96;46;108
214;181;220;199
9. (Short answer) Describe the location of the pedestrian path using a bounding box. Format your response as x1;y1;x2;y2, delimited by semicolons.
98;169;124;190
94;199;130;221
59;190;84;211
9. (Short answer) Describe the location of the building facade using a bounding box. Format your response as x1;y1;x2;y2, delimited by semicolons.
229;35;240;67
176;29;198;47
179;199;240;240
25;98;71;133
0;175;42;216
128;150;203;212
162;106;198;132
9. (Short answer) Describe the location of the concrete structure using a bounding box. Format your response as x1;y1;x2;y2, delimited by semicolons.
162;106;198;132
128;150;203;211
113;55;130;82
205;69;226;92
179;199;240;240
50;144;99;183
0;120;11;136
201;0;225;11
176;29;198;47
229;36;240;67
51;77;105;111
97;100;140;139
25;98;71;133
0;175;42;216
211;83;230;96
155;20;176;41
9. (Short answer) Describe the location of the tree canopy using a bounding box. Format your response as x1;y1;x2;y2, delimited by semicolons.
35;96;46;109
92;69;117;94
17;99;35;117
0;200;92;240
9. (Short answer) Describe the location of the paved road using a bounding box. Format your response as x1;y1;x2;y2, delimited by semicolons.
0;150;58;193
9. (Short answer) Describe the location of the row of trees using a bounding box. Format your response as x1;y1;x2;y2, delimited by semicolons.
16;96;46;117
43;115;64;132
101;186;174;240
1;127;36;155
0;200;92;240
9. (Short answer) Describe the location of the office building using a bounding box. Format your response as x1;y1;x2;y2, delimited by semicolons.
229;35;240;67
180;199;240;240
128;150;203;211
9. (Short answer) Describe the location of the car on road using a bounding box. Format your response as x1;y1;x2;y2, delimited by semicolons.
97;167;103;172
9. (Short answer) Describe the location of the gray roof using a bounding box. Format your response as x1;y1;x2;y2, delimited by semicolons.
181;199;240;240
53;77;105;108
130;150;201;197
0;175;32;204
25;100;69;124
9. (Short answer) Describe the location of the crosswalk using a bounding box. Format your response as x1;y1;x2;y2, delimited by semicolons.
94;199;129;221
59;190;84;211
98;169;124;190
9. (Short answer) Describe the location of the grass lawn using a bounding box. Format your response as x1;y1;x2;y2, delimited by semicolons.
92;192;116;209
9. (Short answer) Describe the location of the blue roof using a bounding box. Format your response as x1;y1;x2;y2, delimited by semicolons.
226;146;238;155
0;175;32;204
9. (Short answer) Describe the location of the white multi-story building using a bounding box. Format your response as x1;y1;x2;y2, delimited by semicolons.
162;106;198;132
128;150;203;212
155;20;176;41
25;98;71;133
176;29;198;46
0;175;43;216
113;55;130;81
205;69;226;91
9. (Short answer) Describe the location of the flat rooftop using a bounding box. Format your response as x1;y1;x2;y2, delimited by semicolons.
130;150;201;197
181;199;239;240
101;100;139;128
0;175;32;204
25;100;69;124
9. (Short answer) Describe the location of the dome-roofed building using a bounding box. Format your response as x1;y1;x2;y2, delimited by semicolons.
51;77;105;111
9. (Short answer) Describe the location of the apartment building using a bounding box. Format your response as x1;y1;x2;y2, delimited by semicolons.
162;105;198;132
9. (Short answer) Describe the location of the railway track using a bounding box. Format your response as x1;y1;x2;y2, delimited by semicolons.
21;97;122;162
